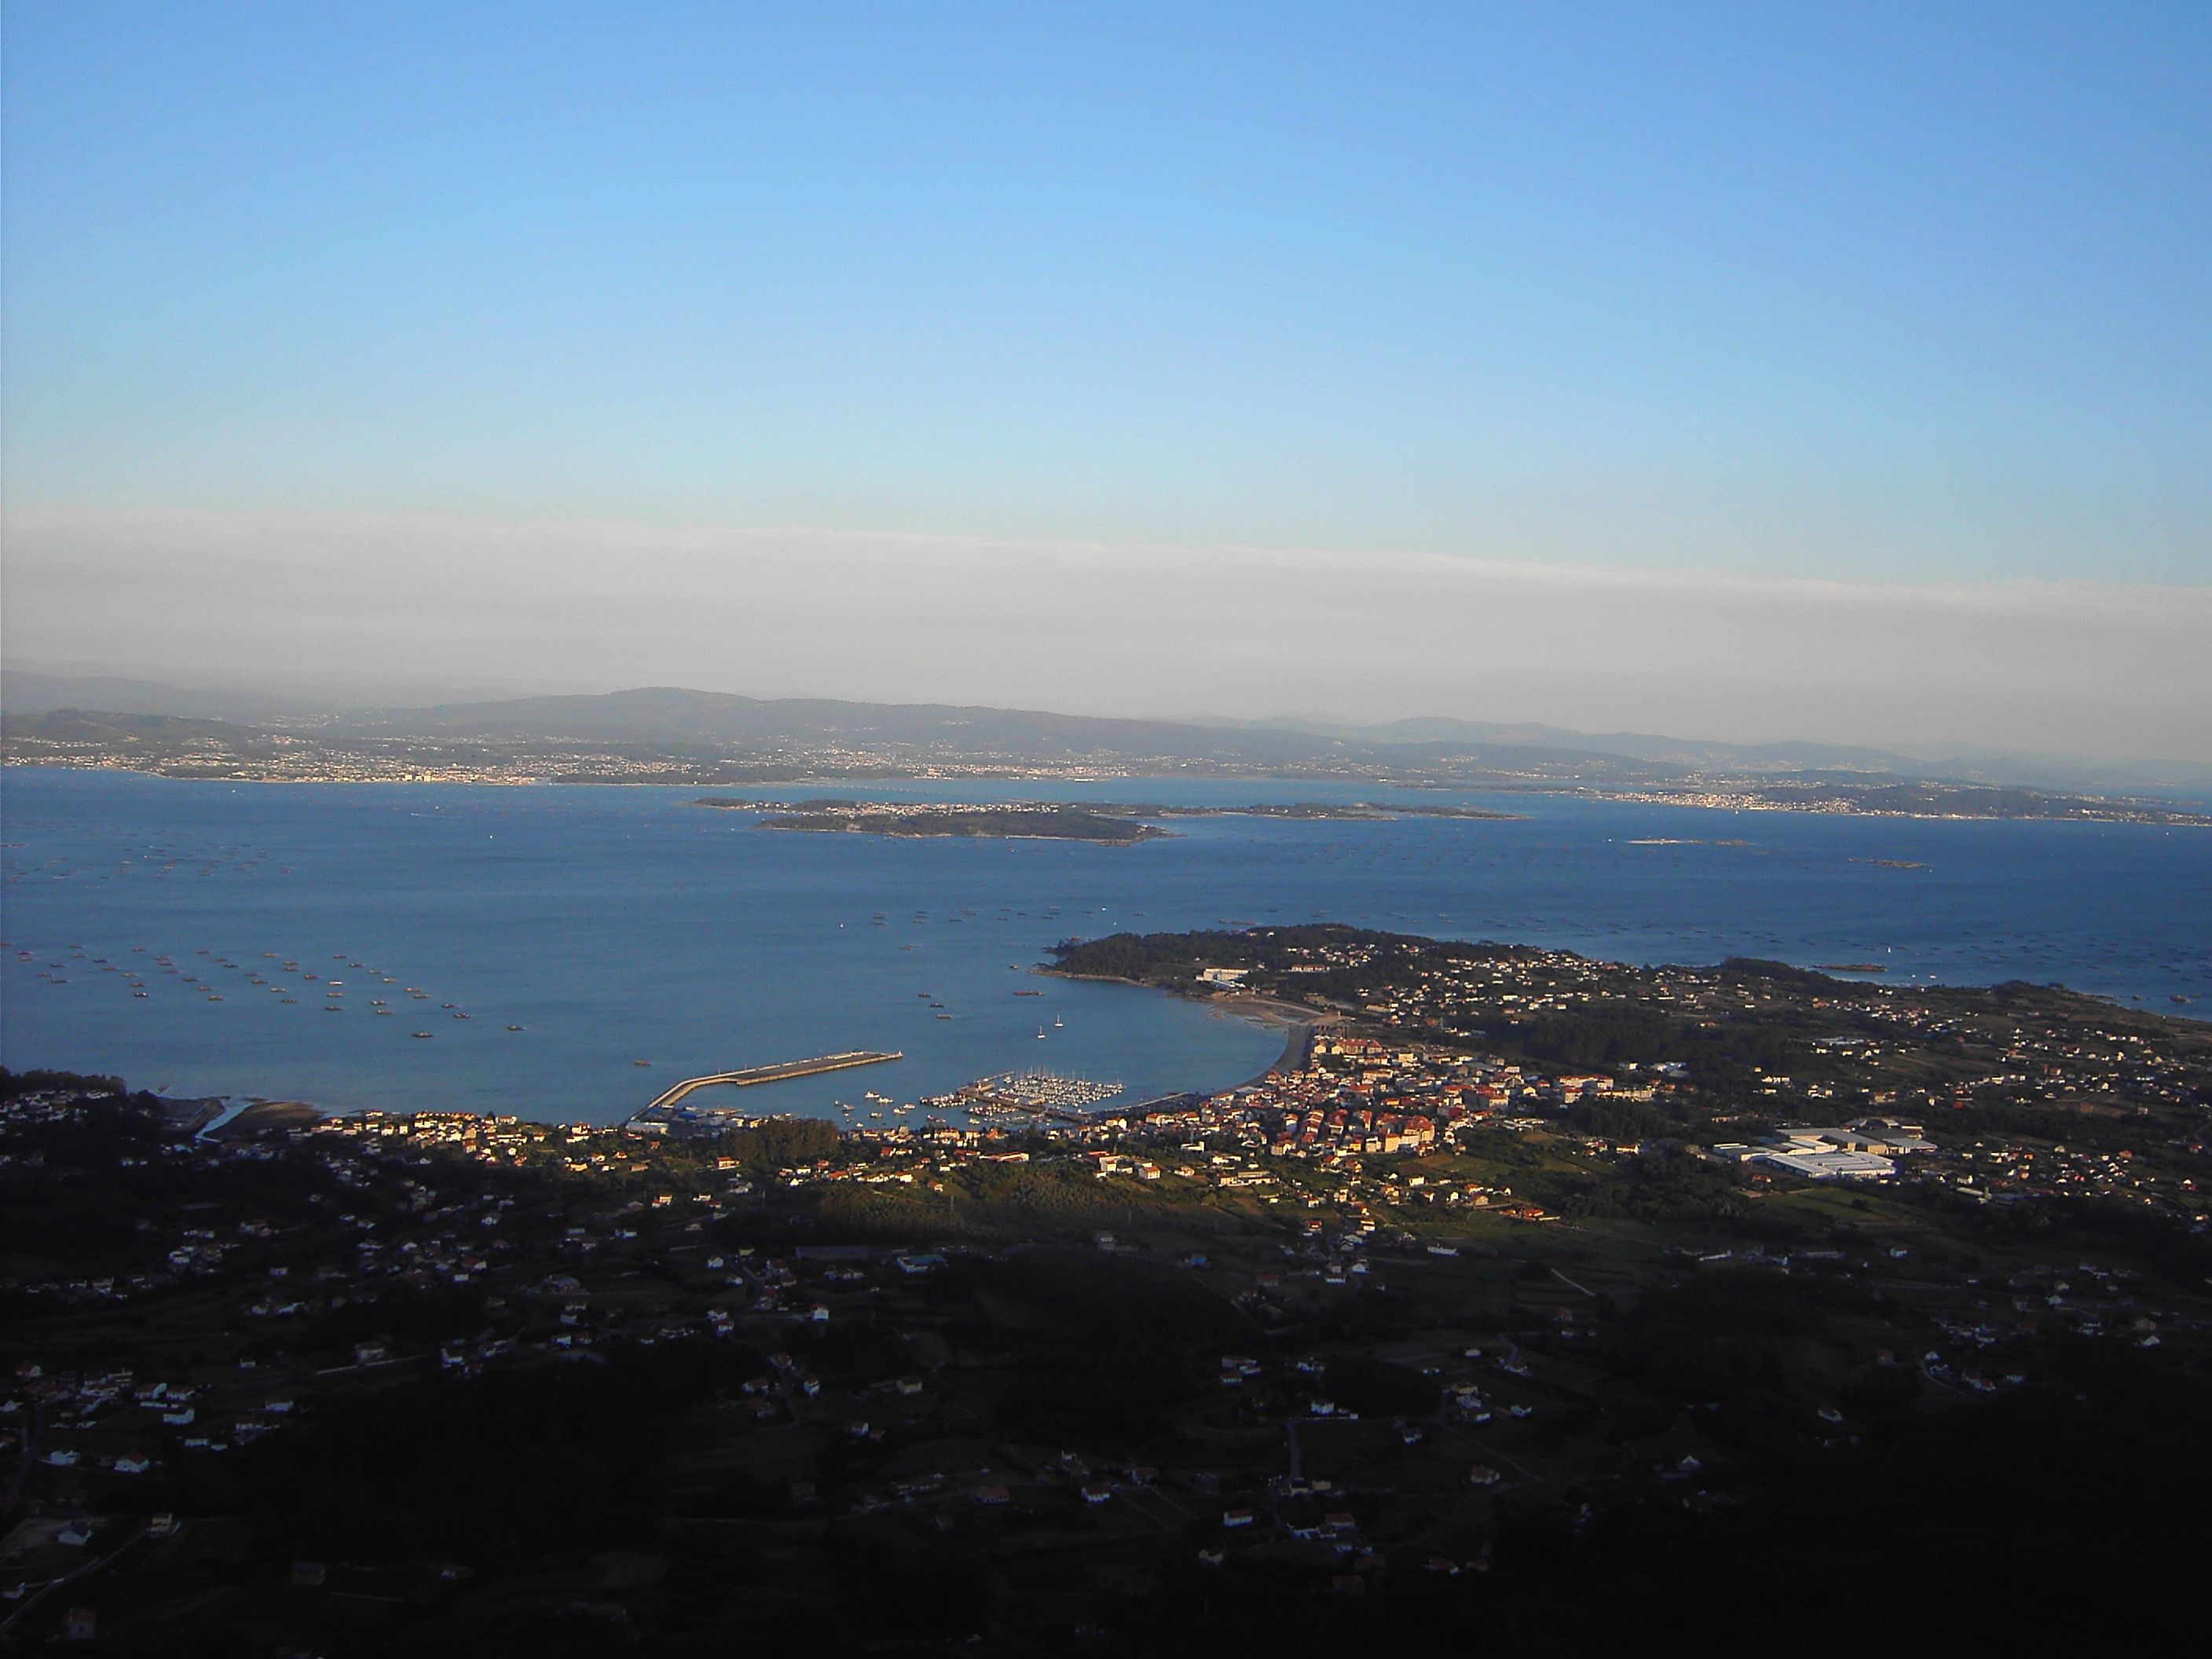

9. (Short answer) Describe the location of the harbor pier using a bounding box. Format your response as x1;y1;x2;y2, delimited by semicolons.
628;1050;902;1130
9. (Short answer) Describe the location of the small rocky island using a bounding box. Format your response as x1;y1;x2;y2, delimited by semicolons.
730;801;1169;843
696;797;1521;841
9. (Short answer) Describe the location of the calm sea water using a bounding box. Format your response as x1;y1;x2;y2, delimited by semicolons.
3;767;2207;1122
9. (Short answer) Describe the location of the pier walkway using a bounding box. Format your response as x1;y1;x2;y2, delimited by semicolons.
630;1050;902;1126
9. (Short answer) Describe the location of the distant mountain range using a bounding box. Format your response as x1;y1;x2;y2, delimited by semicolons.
5;669;2210;801
345;687;1353;767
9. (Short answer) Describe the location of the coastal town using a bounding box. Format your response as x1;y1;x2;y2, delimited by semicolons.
4;928;2208;1651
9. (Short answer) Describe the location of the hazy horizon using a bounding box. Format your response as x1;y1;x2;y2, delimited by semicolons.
9;504;2211;768
5;5;2207;762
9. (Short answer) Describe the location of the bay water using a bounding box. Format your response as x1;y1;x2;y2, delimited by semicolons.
3;767;2205;1122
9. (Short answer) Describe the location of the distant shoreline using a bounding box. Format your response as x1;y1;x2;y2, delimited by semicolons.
5;760;2204;829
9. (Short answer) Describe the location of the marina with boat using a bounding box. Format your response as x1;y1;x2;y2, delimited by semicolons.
930;1068;1126;1126
623;1049;1126;1137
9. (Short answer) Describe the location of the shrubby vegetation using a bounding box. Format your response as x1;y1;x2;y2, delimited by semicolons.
0;1065;128;1101
232;1341;764;1566
718;1116;840;1170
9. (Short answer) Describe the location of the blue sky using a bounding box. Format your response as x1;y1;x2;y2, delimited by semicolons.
7;1;2207;583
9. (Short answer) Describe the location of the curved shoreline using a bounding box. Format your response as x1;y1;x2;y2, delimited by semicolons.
1247;1017;1313;1083
1042;969;1328;1088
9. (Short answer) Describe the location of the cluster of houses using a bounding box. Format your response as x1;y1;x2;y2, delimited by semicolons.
1100;1035;1638;1174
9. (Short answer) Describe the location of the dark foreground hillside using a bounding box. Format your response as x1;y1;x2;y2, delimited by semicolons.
6;938;2210;1654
